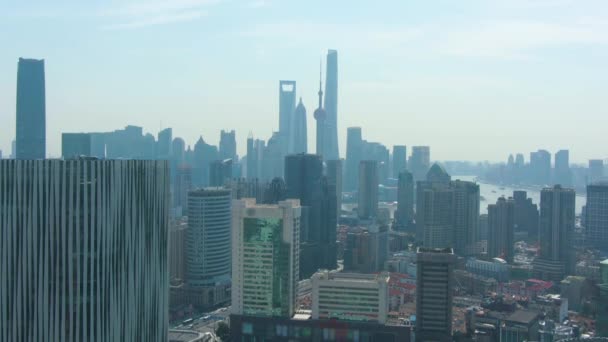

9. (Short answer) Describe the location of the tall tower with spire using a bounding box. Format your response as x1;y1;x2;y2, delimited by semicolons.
314;62;327;158
324;49;339;160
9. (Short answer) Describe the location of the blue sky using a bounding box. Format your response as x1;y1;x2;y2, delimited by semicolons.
1;0;607;162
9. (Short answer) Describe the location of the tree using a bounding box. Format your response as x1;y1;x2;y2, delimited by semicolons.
215;321;230;342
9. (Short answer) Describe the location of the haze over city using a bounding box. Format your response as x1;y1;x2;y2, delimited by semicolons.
4;2;608;342
2;0;608;162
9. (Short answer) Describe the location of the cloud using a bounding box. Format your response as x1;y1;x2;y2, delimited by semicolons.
100;0;221;30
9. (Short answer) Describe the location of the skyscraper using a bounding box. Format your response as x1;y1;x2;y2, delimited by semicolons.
589;159;604;184
284;153;337;277
157;127;173;160
193;136;218;187
174;164;192;213
358;160;379;220
416;247;455;342
209;159;233;187
533;185;576;281
231;198;301;317
16;58;46;159
554;149;571;186
187;188;232;288
487;197;515;263
416;164;479;254
513;190;539;239
392;145;407;179
343;225;388;273
585;183;608;251
219;129;237;161
246;133;257;179
279;80;297;153
0;159;169;341
345;127;363;191
325;159;343;220
409;146;430;182
292;98;307;154
529;149;551;185
396;170;414;231
262;132;285;181
452;180;480;256
416;164;452;246
323;49;339;160
61;133;92;158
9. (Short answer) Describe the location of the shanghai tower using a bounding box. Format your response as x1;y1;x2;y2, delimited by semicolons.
323;50;339;160
16;58;46;159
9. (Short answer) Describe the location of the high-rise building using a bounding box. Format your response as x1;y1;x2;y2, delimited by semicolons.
396;170;414;231
554;149;571;186
487;197;515;263
16;58;46;159
358;160;379;220
533;185;576;281
169;221;188;282
157;128;173;160
392;145;407;179
417;182;454;249
209;159;233;187
416;247;455;342
262;132;285;181
529;149;551;185
416;164;452;247
311;271;389;324
61;132;92;158
174;165;192;213
279;80;297;153
326;159;343;220
192;136;218;187
343;225;388;273
284;153;336;277
452;180;480;256
171;137;185;169
589;159;604;184
323;49;339;160
0;159;169;341
187;188;232;288
246;134;257;180
598;259;608;337
361;141;390;185
416;165;479;255
345;127;363;191
231;199;301;317
219;129;237;161
292;98;307;154
585;183;608;251
513;190;539;239
409;146;430;182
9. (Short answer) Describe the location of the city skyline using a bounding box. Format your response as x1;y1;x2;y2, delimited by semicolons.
2;1;608;162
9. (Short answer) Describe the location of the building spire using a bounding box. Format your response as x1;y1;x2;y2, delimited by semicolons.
318;58;323;109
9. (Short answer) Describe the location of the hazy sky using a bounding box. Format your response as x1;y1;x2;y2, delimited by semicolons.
1;0;607;162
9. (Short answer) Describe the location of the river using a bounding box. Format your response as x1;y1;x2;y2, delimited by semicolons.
454;175;587;215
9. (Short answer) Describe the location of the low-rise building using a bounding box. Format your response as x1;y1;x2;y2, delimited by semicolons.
312;271;389;324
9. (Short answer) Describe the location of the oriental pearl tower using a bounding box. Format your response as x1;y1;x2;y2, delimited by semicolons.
314;63;327;158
